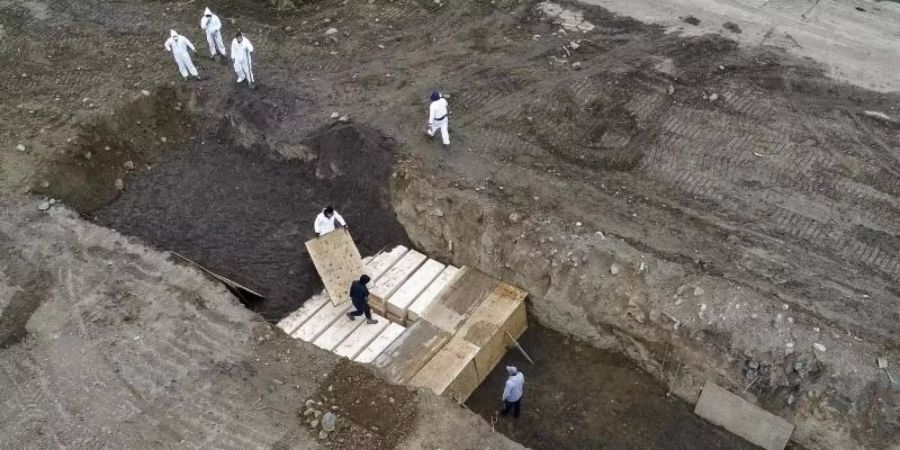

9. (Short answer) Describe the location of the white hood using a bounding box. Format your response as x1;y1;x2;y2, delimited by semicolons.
204;7;212;15
170;29;178;37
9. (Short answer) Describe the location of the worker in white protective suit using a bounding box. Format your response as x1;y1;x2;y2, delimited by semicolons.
200;7;227;59
426;90;450;147
314;206;347;236
230;31;255;85
164;30;200;81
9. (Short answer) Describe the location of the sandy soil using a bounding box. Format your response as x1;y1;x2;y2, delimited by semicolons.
579;0;900;92
1;0;898;449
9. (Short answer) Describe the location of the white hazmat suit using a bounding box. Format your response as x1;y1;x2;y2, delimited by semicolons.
200;8;226;57
230;35;254;83
164;30;199;80
427;93;450;146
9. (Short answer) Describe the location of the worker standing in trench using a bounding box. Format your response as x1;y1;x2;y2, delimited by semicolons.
500;366;525;418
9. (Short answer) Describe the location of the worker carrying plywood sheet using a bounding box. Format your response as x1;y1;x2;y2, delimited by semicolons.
305;226;365;306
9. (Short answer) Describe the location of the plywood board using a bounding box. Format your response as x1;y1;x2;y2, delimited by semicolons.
469;296;527;377
369;250;427;311
276;292;329;336
387;259;446;320
409;337;480;402
292;301;351;342
334;314;389;359
313;312;365;351
355;323;406;364
305;228;365;306
366;246;409;282
695;380;794;450
419;268;498;334
373;320;450;384
408;265;460;322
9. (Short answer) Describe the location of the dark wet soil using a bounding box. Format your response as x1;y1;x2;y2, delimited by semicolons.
93;123;410;320
466;321;760;450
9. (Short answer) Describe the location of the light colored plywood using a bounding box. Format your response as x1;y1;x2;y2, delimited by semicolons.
334;314;389;359
292;301;351;342
369;250;427;311
366;246;409;282
355;323;406;364
305;228;365;306
373;320;450;384
313;313;365;351
695;380;794;450
387;259;446;320
456;282;528;372
408;265;460;322
409;337;480;402
276;292;329;336
419;268;498;334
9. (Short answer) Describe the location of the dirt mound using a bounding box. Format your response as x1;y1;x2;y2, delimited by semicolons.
35;86;196;213
93;122;409;321
310;359;417;450
527;91;641;171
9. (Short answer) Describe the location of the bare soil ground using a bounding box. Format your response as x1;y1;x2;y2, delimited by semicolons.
1;0;898;449
467;321;760;450
93;121;409;320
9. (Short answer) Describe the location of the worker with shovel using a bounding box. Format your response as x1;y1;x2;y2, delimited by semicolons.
200;7;227;61
230;31;255;88
347;275;378;324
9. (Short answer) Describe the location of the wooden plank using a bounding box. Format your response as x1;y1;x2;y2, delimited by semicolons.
695;380;794;450
305;228;365;306
369;250;427;311
455;283;528;377
276;292;330;336
366;246;409;282
387;259;446;321
373;320;450;384
355;323;406;364
409;337;480;402
291;301;351;342
313;312;365;351
418;268;498;333
334;314;389;359
408;266;460;322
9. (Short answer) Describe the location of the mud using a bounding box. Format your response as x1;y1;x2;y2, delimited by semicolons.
467;321;759;450
93;122;409;320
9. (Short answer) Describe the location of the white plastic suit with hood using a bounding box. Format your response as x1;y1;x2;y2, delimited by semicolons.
200;7;226;57
164;30;199;79
230;33;255;83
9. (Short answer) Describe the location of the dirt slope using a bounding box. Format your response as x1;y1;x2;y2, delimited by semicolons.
0;199;521;449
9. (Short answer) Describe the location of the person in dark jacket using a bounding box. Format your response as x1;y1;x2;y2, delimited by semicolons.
347;275;377;324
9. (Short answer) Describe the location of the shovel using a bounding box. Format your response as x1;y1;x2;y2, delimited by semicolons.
877;357;896;385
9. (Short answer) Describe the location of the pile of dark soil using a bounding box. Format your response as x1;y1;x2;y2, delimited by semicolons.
94;123;410;320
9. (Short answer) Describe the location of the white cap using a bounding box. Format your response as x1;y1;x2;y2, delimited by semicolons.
170;29;178;37
204;7;212;15
506;366;517;375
